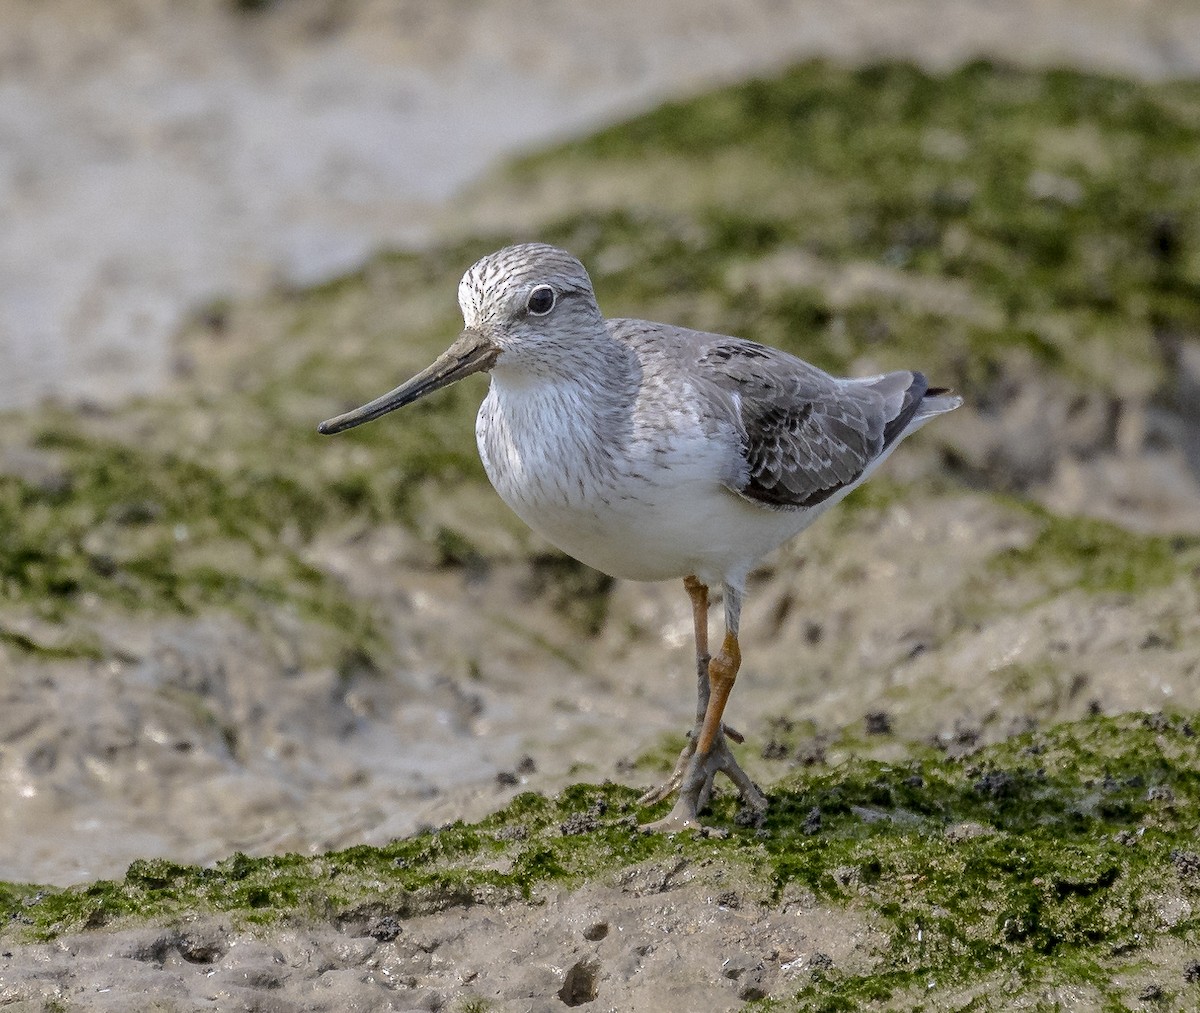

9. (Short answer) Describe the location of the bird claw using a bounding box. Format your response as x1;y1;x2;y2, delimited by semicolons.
637;721;748;807
636;773;684;808
638;726;766;832
636;736;695;807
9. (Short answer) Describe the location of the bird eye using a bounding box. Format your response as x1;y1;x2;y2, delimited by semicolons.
526;285;556;316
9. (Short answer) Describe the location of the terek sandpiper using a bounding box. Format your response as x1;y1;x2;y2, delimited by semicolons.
319;242;961;831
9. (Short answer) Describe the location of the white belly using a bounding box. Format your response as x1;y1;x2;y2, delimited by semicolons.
475;381;815;586
537;476;814;586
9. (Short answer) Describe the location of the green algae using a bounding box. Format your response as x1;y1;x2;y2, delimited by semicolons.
756;713;1200;1007
3;714;1199;1007
992;503;1200;596
455;1000;495;1013
0;419;382;665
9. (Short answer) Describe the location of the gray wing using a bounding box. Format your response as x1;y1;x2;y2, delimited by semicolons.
696;338;927;510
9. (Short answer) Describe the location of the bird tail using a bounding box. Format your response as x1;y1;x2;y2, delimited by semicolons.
869;371;962;451
915;383;964;421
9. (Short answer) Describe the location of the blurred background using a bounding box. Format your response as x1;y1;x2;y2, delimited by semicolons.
5;0;1200;410
2;0;1200;887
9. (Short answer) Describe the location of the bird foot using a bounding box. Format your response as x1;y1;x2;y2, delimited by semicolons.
636;722;745;807
638;726;766;833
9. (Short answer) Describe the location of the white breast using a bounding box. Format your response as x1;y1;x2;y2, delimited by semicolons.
475;376;815;586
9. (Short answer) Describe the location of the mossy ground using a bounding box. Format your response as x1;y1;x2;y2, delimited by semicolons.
2;59;1200;1007
4;714;1200;1009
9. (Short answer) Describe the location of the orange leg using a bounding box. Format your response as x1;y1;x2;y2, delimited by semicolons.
695;630;741;755
684;575;710;725
639;581;766;831
638;575;711;807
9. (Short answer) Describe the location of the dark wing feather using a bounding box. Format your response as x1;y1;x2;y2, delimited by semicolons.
698;339;917;510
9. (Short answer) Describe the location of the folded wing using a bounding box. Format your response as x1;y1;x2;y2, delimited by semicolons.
697;340;928;510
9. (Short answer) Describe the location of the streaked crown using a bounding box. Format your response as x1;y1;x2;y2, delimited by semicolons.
458;243;597;332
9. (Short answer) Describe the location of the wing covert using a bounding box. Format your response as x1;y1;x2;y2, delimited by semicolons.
697;339;892;510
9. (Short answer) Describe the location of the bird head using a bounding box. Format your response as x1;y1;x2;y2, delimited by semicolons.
318;243;602;435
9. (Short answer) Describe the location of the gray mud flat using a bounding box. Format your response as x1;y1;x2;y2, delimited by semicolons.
0;884;876;1012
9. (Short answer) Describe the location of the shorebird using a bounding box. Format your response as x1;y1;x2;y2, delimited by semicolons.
319;243;961;831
